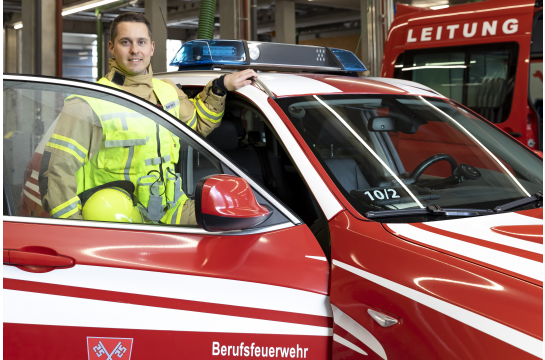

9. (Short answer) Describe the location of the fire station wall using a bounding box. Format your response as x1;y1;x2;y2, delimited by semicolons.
299;33;364;62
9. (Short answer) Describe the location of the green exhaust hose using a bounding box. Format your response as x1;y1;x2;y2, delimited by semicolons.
197;0;216;39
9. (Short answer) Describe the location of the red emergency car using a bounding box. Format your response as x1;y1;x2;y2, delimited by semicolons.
382;0;543;151
4;41;543;359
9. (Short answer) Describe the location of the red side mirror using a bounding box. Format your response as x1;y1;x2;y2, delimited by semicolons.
195;174;273;231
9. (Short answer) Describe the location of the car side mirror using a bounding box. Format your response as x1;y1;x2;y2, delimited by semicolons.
195;174;273;231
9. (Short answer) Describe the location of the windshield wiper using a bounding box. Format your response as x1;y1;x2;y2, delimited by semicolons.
365;205;493;219
493;192;543;213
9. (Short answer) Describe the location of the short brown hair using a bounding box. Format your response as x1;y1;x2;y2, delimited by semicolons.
110;12;153;42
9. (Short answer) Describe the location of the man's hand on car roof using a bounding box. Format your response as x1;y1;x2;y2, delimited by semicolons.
224;69;259;91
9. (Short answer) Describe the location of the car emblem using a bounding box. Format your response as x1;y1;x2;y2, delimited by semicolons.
87;337;133;360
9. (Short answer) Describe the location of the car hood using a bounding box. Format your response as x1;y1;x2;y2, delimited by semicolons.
383;208;543;286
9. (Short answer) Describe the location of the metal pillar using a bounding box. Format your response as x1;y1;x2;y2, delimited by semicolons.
56;0;62;77
5;28;18;73
220;0;238;39
384;0;394;37
40;0;57;76
239;0;251;40
366;0;382;77
17;29;23;73
21;0;56;75
146;0;168;73
364;0;394;77
4;19;23;74
275;0;296;44
359;0;369;69
251;0;258;40
22;0;36;74
35;0;42;74
97;12;103;79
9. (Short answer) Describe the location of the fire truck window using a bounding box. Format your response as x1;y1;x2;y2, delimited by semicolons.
411;52;465;103
466;51;511;123
398;43;518;124
3;80;222;226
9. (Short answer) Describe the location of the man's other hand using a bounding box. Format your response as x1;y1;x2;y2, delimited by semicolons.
224;69;259;91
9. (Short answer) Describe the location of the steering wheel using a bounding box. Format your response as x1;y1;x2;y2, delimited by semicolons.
410;154;482;187
410;153;458;181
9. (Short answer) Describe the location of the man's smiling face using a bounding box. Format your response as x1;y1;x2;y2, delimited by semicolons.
109;22;154;76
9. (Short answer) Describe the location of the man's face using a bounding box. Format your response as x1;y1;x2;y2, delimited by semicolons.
109;22;154;76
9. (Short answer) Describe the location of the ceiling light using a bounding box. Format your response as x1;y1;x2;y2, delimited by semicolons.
62;0;120;16
13;22;23;29
430;5;449;10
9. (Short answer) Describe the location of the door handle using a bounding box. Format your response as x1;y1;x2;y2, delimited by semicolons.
508;132;522;138
4;249;74;268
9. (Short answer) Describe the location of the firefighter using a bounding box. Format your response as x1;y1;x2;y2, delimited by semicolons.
38;12;258;225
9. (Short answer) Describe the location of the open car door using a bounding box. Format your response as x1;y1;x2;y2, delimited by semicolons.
3;75;332;359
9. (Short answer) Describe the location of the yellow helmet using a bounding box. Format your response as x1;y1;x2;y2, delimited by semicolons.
82;187;143;223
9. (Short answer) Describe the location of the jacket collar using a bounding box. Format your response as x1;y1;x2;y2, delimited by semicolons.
104;58;157;103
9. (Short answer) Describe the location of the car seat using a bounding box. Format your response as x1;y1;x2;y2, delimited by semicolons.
206;118;264;185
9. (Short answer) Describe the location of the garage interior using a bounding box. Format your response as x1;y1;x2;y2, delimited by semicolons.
4;0;480;79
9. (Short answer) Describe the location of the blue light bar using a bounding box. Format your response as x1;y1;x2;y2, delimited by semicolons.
169;40;246;67
170;40;367;74
330;48;367;72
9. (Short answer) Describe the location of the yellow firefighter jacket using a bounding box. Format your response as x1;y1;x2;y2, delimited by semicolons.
39;59;226;225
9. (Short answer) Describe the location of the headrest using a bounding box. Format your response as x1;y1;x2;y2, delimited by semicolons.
224;111;246;139
318;120;343;147
206;120;239;151
234;120;246;139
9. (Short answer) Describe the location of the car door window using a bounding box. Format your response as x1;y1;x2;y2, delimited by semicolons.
3;79;222;224
206;97;331;259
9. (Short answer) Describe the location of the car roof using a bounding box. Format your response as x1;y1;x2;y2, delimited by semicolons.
153;71;445;98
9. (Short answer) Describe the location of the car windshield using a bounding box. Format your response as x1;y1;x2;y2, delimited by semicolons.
276;95;543;221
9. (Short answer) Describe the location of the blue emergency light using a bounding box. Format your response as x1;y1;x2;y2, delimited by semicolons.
169;40;367;74
170;40;247;67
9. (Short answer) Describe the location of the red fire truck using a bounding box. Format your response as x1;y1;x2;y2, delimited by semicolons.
382;0;543;151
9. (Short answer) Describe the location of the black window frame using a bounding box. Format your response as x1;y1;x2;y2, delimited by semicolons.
531;9;543;60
